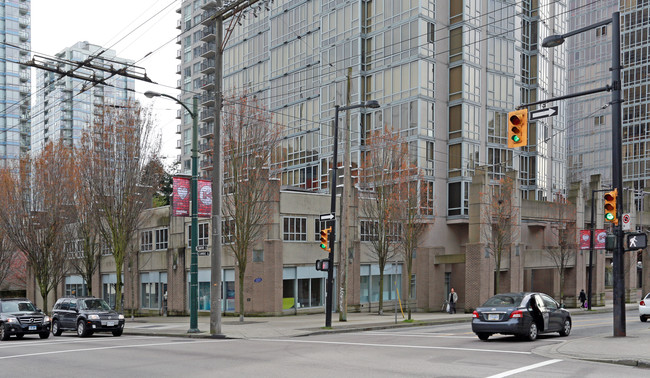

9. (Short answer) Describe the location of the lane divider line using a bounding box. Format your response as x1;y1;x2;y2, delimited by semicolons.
486;359;562;378
254;338;531;355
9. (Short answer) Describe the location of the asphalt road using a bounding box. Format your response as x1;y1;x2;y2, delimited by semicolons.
0;311;648;377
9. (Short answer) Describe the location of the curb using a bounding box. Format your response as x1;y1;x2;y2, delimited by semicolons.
534;338;650;370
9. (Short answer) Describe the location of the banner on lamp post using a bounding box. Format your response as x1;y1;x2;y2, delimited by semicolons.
580;229;607;250
198;179;212;217
172;176;190;216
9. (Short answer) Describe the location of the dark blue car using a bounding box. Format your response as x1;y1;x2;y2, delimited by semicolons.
472;292;571;341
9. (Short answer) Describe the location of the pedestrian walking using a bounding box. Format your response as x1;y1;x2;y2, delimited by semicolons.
448;288;458;314
579;289;587;310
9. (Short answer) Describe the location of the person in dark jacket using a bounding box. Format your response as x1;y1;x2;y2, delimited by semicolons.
579;289;587;309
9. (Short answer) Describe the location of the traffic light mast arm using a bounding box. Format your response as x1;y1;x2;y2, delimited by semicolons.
516;85;611;110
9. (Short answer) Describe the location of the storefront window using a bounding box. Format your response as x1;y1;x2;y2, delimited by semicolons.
360;264;402;303
283;266;327;309
65;275;87;297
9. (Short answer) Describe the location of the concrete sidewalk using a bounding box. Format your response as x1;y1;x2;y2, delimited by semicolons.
123;303;650;368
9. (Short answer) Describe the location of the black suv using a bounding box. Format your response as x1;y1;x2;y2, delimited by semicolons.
51;297;124;337
0;298;51;341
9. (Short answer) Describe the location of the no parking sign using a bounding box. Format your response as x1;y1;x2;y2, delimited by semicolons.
622;213;631;231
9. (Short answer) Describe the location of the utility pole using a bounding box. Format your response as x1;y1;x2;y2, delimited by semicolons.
203;0;267;338
339;69;352;322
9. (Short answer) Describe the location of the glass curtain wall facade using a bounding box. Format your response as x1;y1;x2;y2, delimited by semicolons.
565;0;618;191
0;0;30;167
620;1;650;210
32;41;135;154
178;0;567;223
566;1;650;211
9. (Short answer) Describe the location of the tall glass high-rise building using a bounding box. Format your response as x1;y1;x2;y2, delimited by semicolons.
567;1;650;211
32;41;135;153
177;0;568;217
0;0;30;167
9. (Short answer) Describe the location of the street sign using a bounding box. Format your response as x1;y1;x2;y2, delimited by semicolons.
626;232;647;250
320;213;335;221
198;251;210;256
529;106;558;121
622;213;631;231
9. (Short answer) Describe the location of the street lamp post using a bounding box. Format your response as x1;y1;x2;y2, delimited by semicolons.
542;12;624;336
145;90;200;333
327;100;379;327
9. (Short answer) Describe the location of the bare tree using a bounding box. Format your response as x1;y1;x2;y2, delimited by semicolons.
397;178;432;320
78;101;161;312
481;175;519;295
222;93;279;322
543;196;577;306
0;233;15;290
0;141;76;312
359;128;408;314
66;166;102;296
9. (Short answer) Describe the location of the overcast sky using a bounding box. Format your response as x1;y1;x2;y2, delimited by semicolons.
31;0;181;164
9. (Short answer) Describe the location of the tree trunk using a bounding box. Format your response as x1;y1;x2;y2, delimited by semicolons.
238;268;245;322
115;258;123;312
378;269;384;315
494;252;501;295
38;283;49;315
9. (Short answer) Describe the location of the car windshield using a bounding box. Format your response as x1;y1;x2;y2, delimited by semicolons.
2;301;36;313
81;299;111;311
482;294;524;307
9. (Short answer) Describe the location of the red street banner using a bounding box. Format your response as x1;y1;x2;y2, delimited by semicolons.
198;179;212;218
172;177;190;216
579;229;607;250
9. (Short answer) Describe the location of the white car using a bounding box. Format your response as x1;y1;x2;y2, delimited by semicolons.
640;293;650;322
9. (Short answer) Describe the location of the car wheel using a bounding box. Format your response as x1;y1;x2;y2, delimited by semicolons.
523;322;538;341
52;319;62;336
77;320;89;337
477;333;490;341
39;332;50;339
559;319;571;336
0;325;9;341
641;315;648;322
112;329;123;337
15;334;24;340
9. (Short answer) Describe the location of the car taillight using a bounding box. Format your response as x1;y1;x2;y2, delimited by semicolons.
641;300;646;306
472;311;479;318
510;310;523;318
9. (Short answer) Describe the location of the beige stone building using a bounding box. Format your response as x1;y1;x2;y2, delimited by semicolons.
27;172;644;315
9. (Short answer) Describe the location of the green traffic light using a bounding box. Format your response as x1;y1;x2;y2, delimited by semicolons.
320;243;327;249
512;135;520;143
605;213;614;221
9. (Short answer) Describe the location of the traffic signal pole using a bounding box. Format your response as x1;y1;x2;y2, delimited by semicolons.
610;12;625;337
536;12;624;337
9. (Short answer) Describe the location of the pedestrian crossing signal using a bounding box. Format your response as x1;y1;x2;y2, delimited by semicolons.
315;259;330;271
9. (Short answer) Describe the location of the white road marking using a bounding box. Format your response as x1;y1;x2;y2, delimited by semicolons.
364;331;476;339
486;359;562;378
0;339;230;360
0;335;160;349
255;338;531;355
